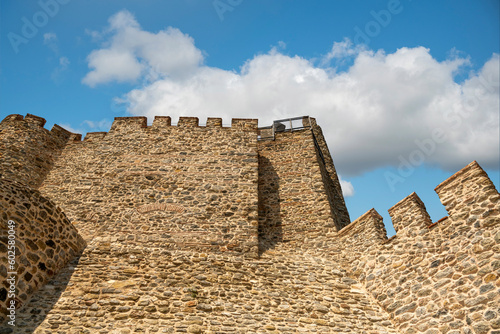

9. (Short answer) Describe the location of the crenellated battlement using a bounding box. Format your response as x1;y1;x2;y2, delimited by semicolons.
1;114;24;123
0;114;261;145
109;116;148;133
24;113;47;127
0;114;260;145
1;114;81;142
206;117;222;127
177;116;199;127
435;160;500;223
80;115;259;142
341;160;500;332
388;192;432;235
342;160;499;246
0;114;81;188
83;132;107;142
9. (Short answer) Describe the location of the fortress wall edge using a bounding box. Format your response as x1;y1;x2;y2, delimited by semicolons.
0;178;86;323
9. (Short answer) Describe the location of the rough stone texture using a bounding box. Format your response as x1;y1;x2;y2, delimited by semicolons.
313;161;500;334
258;118;350;253
0;114;81;189
0;178;86;324
0;114;498;334
39;116;260;257
12;248;398;333
388;192;433;235
309;118;350;230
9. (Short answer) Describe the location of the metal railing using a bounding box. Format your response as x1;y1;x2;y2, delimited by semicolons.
257;116;311;141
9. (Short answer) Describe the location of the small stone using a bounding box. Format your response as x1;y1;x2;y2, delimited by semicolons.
117;306;131;312
187;325;203;333
473;322;490;334
479;284;494;294
315;319;328;326
314;303;330;313
196;303;212;312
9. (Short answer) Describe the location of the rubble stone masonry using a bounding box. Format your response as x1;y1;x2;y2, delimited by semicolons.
37;115;260;257
0;178;86;324
0;113;498;333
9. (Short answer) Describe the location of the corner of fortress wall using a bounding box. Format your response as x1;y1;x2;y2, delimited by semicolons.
309;118;351;230
0;117;86;324
257;116;351;252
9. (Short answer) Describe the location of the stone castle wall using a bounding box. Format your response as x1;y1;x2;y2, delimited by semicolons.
11;243;401;333
0;113;499;333
257;117;350;253
38;116;260;257
0;178;86;324
302;161;500;334
258;129;334;250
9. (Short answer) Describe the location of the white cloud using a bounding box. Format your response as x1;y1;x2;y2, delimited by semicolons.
321;38;365;66
51;57;70;83
43;32;57;43
339;175;355;197
43;32;58;53
82;119;112;130
59;56;70;68
82;10;203;87
82;12;500;176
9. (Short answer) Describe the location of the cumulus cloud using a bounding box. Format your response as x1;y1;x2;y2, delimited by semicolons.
83;11;499;176
82;10;203;87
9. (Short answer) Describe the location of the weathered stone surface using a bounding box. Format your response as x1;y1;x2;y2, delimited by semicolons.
0;114;498;334
0;178;86;324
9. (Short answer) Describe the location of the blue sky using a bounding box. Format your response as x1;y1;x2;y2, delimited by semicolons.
1;0;499;236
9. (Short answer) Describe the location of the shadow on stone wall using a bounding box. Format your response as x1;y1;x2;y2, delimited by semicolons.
258;156;283;255
0;254;82;333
